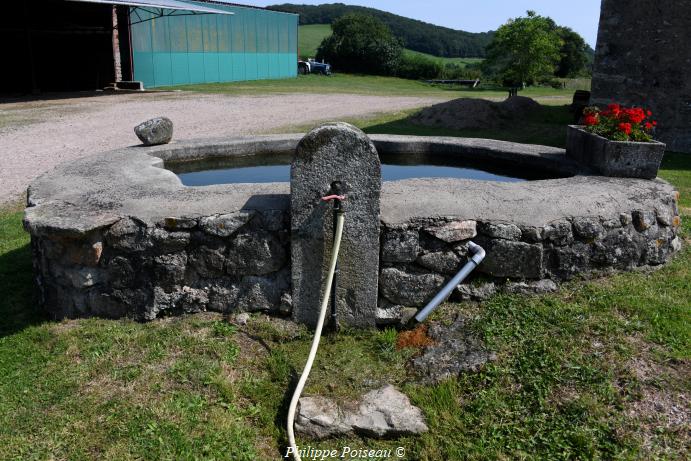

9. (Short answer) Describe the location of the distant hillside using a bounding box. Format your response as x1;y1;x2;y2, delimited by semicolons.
268;3;494;58
298;24;485;67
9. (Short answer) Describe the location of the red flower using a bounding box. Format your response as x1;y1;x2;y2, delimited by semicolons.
622;107;646;124
606;103;621;117
584;114;599;126
584;103;655;142
633;108;646;123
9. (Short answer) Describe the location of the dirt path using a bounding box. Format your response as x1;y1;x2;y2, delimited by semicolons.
0;91;447;205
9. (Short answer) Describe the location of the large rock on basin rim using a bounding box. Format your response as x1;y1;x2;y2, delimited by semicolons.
295;385;428;439
134;116;173;146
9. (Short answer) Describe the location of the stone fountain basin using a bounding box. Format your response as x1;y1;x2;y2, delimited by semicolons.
24;134;682;322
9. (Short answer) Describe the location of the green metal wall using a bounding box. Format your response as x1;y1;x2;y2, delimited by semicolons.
130;3;298;87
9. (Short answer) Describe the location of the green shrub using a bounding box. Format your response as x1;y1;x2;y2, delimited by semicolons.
316;13;402;76
537;76;566;89
440;62;483;80
396;53;443;80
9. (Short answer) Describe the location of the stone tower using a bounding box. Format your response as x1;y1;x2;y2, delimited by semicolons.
591;0;691;153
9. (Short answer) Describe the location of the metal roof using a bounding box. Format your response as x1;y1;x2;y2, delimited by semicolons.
199;1;299;15
66;0;234;15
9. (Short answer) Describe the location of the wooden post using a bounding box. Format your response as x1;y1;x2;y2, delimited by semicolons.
112;5;122;83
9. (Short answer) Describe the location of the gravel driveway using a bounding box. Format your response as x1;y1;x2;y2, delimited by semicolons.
0;91;446;205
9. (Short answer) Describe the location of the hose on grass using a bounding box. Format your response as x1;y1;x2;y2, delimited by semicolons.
286;210;345;461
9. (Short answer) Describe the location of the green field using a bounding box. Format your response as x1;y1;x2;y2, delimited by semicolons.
298;24;484;67
298;24;331;58
402;48;484;67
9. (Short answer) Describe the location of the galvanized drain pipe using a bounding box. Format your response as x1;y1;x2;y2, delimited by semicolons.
414;241;486;323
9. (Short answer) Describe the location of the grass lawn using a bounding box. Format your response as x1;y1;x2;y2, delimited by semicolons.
1;113;689;458
283;103;576;148
160;73;576;102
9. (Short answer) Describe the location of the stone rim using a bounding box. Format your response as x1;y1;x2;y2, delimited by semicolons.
24;133;584;236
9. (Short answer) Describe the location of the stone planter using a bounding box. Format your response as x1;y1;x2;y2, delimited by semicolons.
566;125;666;179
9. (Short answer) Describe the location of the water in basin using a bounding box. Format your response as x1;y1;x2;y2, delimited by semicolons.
167;152;555;186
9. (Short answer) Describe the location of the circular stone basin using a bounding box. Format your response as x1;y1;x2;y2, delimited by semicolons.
23;134;682;323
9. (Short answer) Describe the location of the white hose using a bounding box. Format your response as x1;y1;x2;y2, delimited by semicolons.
286;211;345;461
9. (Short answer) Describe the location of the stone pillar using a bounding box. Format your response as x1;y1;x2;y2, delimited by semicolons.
291;123;381;328
591;0;691;153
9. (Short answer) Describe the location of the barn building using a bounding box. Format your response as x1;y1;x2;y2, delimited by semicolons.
0;0;298;94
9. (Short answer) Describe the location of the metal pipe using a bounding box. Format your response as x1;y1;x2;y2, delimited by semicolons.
414;241;486;323
330;199;341;331
326;182;344;332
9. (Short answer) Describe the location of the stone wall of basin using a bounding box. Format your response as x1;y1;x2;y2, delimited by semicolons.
23;134;683;325
29;205;681;324
376;210;682;323
30;210;292;321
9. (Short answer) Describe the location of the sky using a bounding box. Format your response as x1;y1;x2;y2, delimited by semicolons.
230;0;603;47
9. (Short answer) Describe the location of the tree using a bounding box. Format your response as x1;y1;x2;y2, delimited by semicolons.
553;26;589;77
316;13;402;75
483;11;562;87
